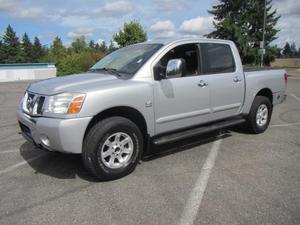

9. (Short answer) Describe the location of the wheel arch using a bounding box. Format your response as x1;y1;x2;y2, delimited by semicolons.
84;106;148;142
256;88;273;104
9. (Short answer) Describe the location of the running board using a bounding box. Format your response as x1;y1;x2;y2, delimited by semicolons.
152;117;246;145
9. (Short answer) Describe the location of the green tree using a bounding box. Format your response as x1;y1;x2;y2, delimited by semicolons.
99;41;108;53
113;21;147;47
49;36;67;63
88;40;96;49
71;36;87;53
282;42;292;57
208;0;280;65
58;51;96;75
21;33;33;62
32;36;44;62
2;25;23;63
108;40;117;53
0;40;4;63
290;42;297;57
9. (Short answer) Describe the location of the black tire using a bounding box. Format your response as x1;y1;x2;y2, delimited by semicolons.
82;116;143;181
245;96;272;134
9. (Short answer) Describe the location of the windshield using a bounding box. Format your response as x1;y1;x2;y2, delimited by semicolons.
90;43;163;78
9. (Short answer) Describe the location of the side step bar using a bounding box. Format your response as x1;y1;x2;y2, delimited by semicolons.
152;117;246;145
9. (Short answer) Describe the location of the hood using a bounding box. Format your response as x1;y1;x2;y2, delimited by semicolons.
27;72;119;95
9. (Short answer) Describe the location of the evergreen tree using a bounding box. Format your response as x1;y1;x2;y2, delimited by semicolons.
99;41;108;53
32;36;44;62
88;40;95;49
71;36;87;53
108;41;117;53
282;42;292;57
2;25;23;63
290;42;297;57
49;36;67;63
21;33;33;63
0;40;4;63
113;21;147;47
208;0;280;65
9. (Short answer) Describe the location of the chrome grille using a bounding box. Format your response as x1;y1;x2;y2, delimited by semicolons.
22;92;45;116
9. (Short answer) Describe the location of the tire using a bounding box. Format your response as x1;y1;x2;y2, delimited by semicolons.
245;96;272;134
82;116;143;180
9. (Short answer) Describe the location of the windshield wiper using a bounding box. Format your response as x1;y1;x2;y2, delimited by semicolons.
90;67;122;77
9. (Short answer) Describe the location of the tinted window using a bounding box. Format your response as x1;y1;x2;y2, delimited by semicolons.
154;44;199;79
201;43;235;74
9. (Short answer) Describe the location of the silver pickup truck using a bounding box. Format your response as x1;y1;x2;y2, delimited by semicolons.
17;38;287;180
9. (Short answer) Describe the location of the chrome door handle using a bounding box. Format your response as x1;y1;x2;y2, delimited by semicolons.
233;76;242;82
198;80;208;87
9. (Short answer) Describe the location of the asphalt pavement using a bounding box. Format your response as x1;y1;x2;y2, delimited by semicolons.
0;78;299;225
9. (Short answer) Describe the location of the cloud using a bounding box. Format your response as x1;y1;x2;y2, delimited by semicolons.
273;14;300;47
67;27;94;39
271;0;300;47
154;0;186;11
61;16;92;27
149;20;175;32
14;7;44;19
149;20;176;38
101;0;133;16
179;16;214;35
38;32;56;40
273;0;300;16
97;38;105;45
0;0;19;11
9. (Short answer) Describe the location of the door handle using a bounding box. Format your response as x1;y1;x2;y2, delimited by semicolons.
198;80;208;87
233;76;242;82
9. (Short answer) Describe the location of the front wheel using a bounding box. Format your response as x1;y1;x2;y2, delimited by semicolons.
82;117;143;180
245;96;272;134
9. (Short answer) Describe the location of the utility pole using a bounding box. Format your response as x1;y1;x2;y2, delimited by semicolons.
260;0;267;67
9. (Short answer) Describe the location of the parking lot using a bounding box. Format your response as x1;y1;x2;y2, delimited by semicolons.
0;78;299;225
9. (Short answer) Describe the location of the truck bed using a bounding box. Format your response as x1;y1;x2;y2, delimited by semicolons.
243;66;283;72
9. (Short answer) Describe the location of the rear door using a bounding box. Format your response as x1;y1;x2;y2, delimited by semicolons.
200;43;244;120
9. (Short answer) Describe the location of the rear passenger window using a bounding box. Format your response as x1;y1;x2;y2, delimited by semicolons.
201;43;235;74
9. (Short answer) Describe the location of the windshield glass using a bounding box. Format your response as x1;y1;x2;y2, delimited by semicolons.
91;43;163;77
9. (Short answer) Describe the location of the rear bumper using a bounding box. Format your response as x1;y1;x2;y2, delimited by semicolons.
17;109;92;154
273;91;287;105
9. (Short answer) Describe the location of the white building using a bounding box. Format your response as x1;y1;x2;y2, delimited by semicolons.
0;63;57;82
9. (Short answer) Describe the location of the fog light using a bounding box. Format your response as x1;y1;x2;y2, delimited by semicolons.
40;134;50;147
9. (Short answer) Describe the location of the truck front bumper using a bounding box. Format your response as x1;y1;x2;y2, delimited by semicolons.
17;109;92;154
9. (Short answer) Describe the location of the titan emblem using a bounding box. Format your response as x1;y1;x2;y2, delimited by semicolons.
145;100;152;107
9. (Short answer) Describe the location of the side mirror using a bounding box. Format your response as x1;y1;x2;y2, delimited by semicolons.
165;59;184;78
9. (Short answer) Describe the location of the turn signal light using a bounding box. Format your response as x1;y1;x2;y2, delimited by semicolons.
284;73;288;86
67;95;85;114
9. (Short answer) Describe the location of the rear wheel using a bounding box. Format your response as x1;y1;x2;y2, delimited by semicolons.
82;117;143;180
245;96;272;134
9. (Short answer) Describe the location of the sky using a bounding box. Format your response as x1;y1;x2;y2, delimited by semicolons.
0;0;299;48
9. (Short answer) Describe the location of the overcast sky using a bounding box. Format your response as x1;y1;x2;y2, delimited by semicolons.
0;0;299;48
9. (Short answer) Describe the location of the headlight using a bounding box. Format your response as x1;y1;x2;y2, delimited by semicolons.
44;93;86;114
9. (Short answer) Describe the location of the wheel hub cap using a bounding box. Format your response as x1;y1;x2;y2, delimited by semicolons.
256;104;268;127
100;132;134;169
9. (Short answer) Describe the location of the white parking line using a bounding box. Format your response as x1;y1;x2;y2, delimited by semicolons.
178;139;222;225
0;149;20;154
290;94;300;102
270;122;300;127
0;154;45;176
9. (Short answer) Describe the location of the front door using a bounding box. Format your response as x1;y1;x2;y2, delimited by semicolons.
153;43;211;135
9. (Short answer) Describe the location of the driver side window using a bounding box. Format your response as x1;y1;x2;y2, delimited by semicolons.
154;43;200;79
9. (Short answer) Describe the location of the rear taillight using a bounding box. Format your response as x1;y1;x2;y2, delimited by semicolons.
284;73;288;86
